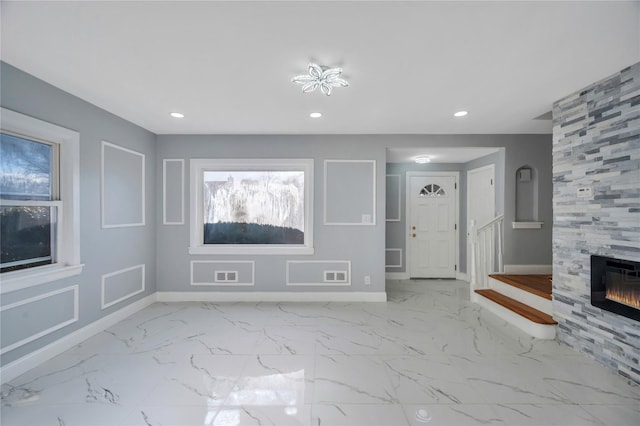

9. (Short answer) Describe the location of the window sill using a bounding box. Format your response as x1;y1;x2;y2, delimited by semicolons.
1;263;84;294
512;221;544;229
189;246;314;255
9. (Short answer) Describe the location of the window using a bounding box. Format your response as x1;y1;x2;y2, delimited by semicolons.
190;159;314;255
419;184;445;197
0;108;82;292
0;133;58;272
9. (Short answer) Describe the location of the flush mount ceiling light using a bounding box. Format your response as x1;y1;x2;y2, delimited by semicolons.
454;110;468;117
309;112;323;118
292;63;349;96
170;112;185;118
415;156;431;164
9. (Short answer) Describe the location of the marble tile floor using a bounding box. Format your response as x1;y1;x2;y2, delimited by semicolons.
2;279;639;426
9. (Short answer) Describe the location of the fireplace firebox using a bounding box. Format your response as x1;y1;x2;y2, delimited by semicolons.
591;255;640;322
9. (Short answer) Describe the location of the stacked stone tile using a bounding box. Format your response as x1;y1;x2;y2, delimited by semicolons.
552;62;640;384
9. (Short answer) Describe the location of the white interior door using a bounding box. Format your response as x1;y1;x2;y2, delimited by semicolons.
467;164;496;273
408;174;457;278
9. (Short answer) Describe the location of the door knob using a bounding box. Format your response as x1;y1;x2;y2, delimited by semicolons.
412;233;416;238
412;226;416;230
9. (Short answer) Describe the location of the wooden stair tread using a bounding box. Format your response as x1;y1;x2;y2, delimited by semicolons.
475;289;557;325
488;274;552;300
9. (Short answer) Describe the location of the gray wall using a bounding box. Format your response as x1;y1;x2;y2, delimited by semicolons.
0;63;157;366
158;134;552;293
156;136;387;294
386;139;551;275
552;62;640;384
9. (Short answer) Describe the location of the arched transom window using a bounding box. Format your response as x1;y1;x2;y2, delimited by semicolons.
419;184;445;197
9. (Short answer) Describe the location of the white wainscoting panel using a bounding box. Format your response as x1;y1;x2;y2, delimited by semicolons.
286;260;351;286
1;293;156;384
190;261;255;286
0;285;79;355
101;264;146;309
101;141;145;228
163;159;185;225
386;174;401;221
385;248;403;268
324;160;376;225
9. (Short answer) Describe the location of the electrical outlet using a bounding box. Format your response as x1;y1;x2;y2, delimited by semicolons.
364;275;371;285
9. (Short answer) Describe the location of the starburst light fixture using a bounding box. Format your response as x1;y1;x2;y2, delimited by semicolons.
292;63;349;96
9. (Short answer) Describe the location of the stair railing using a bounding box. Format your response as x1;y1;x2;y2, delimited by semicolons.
469;214;504;296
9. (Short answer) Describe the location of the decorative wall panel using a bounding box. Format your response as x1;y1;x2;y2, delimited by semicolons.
101;141;145;228
101;264;145;309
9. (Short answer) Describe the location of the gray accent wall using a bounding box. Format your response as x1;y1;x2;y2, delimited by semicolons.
0;62;157;366
552;62;640;384
158;134;552;292
156;136;387;294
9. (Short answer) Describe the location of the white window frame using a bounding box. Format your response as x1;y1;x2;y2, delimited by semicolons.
189;158;314;255
0;108;83;293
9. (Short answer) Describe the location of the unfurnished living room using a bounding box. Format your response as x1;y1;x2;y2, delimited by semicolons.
1;1;639;425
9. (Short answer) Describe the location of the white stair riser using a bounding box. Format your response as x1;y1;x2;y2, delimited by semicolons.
488;277;552;315
476;294;556;340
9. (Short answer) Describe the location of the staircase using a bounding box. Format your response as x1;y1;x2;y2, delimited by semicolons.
473;274;556;339
469;216;557;340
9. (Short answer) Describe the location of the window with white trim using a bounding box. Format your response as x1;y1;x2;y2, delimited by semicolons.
0;108;82;292
190;158;314;255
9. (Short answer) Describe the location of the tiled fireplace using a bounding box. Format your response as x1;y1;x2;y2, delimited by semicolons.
553;62;640;385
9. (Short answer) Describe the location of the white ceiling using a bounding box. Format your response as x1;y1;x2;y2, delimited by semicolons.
1;1;639;135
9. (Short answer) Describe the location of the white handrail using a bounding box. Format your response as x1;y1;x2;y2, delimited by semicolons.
469;215;504;297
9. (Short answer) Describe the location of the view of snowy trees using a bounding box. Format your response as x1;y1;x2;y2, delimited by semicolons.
203;171;305;244
0;133;54;271
0;133;52;200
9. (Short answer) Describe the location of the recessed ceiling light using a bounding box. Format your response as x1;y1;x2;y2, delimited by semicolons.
415;156;431;164
309;112;322;118
454;110;468;117
170;112;185;118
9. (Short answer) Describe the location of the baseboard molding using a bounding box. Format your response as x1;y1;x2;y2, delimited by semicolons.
385;272;410;280
156;291;387;303
503;264;552;274
456;272;468;282
0;293;157;384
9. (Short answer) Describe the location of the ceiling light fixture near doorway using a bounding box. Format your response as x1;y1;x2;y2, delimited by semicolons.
454;110;468;117
292;63;349;96
309;112;323;118
170;112;185;118
415;156;431;164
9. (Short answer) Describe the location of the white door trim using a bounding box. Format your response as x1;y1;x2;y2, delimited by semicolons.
466;164;496;277
406;171;460;278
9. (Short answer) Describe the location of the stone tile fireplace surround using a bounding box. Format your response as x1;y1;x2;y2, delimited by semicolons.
553;62;639;384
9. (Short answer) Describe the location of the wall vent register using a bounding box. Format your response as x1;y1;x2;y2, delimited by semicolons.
215;271;238;283
324;271;347;283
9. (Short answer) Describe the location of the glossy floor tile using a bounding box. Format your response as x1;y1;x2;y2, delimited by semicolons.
2;279;639;425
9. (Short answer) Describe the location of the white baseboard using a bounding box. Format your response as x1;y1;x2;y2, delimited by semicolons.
156;291;387;303
456;272;468;282
0;293;157;384
385;272;410;280
503;264;552;274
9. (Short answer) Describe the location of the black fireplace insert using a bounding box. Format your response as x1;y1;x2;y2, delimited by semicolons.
591;255;640;322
